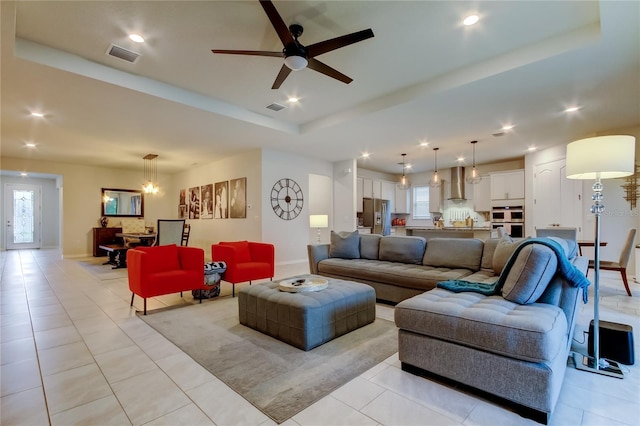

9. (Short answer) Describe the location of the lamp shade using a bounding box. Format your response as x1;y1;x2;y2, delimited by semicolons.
284;55;308;71
309;214;328;228
566;135;635;180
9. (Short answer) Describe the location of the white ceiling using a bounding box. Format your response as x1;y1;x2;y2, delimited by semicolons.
2;1;639;175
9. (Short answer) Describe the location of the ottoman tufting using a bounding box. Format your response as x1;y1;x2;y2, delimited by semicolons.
238;275;376;350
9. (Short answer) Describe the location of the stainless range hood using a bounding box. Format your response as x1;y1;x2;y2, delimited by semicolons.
448;167;466;201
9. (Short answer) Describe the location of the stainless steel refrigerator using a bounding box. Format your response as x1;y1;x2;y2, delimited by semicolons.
363;198;391;235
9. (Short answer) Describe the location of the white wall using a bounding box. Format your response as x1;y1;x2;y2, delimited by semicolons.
0;174;60;250
261;149;333;265
332;159;357;233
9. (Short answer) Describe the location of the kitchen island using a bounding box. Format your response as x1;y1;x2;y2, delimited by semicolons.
406;227;491;241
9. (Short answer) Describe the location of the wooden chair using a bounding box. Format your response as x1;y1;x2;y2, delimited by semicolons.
588;228;636;296
182;223;191;246
156;219;185;246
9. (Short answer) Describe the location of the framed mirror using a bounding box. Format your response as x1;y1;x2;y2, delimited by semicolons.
101;188;144;217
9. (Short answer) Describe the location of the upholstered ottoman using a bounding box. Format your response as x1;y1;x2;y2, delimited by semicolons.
238;275;376;350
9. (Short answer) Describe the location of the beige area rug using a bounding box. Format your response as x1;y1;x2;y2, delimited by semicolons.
78;258;128;281
140;298;399;424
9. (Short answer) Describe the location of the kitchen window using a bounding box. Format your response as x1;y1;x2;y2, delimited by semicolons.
412;186;431;219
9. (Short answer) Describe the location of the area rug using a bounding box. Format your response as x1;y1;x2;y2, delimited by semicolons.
78;259;128;281
140;298;398;423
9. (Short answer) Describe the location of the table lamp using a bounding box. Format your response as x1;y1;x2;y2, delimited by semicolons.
309;214;329;243
566;135;636;378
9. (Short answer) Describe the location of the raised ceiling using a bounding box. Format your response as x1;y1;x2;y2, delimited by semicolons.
2;1;639;175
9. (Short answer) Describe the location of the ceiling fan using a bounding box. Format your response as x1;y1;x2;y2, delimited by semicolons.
212;0;374;89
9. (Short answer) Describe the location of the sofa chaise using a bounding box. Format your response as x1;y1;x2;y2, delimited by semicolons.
307;232;589;423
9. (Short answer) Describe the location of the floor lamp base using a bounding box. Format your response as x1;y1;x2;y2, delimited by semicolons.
573;352;624;379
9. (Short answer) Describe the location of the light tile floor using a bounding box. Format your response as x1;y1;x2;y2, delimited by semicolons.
1;249;639;426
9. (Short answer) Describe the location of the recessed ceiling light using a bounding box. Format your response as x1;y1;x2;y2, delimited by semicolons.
20;172;28;177
502;125;514;131
31;112;44;118
527;146;537;152
288;97;299;103
419;141;429;147
457;156;465;162
463;15;479;26
565;106;581;113
129;34;145;43
361;152;370;158
406;164;413;169
25;143;36;148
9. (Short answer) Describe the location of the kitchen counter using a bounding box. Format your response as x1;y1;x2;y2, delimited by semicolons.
406;227;492;241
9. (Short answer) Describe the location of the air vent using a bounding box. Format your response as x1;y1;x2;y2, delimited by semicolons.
265;103;287;112
106;44;141;63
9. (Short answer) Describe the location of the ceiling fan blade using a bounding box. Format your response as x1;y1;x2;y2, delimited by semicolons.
307;58;352;84
306;29;374;57
259;0;295;46
272;64;292;89
211;49;283;58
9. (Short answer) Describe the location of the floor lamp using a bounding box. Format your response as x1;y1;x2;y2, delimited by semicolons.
566;135;636;378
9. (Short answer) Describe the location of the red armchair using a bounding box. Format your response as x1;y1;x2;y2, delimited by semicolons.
211;241;275;297
127;244;206;314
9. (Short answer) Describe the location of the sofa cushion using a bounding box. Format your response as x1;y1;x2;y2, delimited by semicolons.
329;231;360;259
317;258;472;292
492;235;522;275
137;244;180;273
379;236;426;264
501;244;558;304
481;238;500;271
359;234;382;260
395;288;568;363
423;238;484;271
221;241;252;263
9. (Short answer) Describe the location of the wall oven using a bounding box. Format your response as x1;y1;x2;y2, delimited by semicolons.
491;205;524;238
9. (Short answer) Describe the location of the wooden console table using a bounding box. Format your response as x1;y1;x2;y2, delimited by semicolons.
93;227;122;256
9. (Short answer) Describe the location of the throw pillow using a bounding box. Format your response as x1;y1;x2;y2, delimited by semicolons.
359;234;382;260
501;244;558;304
329;231;360;259
492;234;521;275
220;241;252;263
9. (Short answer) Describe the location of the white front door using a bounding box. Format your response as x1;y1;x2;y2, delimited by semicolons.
4;183;42;249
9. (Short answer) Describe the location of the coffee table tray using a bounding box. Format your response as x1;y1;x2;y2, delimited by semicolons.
278;277;328;293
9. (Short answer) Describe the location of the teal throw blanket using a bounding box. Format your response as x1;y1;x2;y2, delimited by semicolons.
437;238;591;302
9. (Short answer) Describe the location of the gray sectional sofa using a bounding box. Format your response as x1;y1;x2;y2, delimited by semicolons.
307;233;589;424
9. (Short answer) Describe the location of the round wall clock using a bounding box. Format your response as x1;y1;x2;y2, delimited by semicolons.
271;178;304;220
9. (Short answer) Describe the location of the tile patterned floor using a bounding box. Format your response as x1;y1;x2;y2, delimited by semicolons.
1;249;639;425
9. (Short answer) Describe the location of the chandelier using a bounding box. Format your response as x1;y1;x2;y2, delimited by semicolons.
142;154;159;194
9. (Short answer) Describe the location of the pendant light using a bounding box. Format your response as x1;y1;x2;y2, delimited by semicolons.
142;154;160;194
466;140;482;184
397;153;410;190
429;147;441;187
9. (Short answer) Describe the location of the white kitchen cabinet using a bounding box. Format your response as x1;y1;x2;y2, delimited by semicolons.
490;170;525;201
362;178;373;198
356;177;364;212
372;180;382;199
472;175;491;212
381;180;395;201
395;187;410;214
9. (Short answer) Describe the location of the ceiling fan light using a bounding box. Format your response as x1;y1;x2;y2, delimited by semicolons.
284;55;308;71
